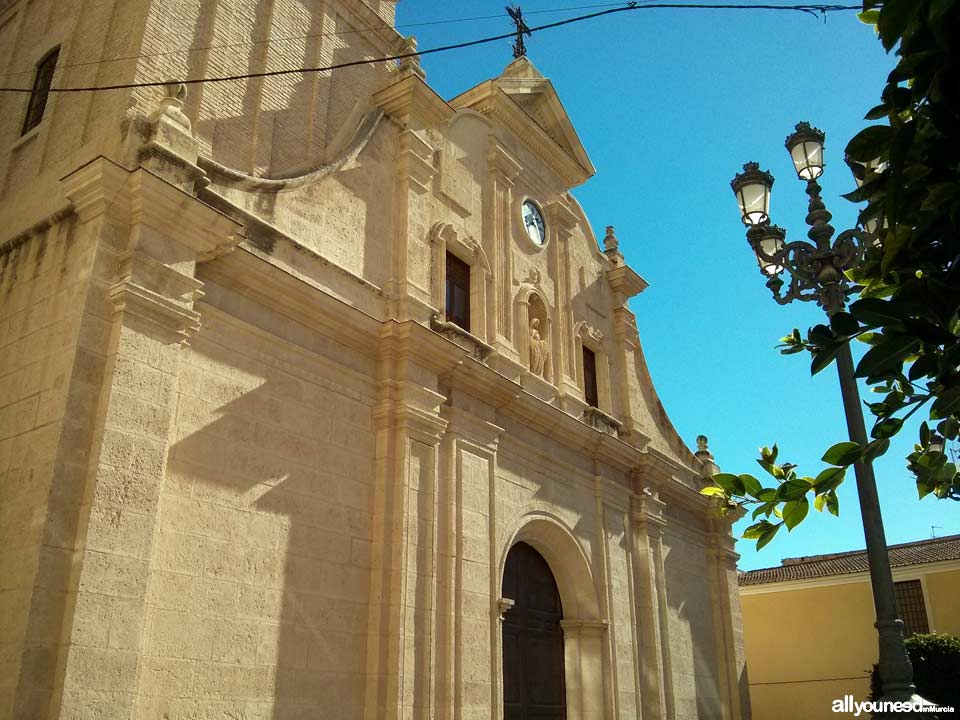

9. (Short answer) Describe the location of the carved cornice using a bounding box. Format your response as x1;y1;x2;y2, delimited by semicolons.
581;406;621;437
471;89;590;188
429;313;494;363
544;199;579;235
62;158;241;262
630;488;668;531
374;74;454;129
607;263;649;301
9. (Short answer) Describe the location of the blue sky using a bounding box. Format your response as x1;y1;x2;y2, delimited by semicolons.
393;2;958;570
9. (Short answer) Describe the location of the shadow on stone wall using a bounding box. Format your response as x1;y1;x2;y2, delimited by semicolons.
165;325;373;720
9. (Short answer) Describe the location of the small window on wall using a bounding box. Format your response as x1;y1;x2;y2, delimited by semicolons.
22;47;60;135
583;346;599;408
894;580;929;637
445;251;470;331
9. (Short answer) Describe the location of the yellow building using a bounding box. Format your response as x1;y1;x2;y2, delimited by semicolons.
739;534;960;719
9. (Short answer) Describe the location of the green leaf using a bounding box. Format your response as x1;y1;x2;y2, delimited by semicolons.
845;125;894;162
756;522;782;550
756;488;777;502
814;466;846;493
811;344;843;376
778;478;812;501
877;0;913;50
783;497;809;530
931;387;960;420
742;521;772;540
711;473;737;494
855;334;920;378
826;491;840;516
857;9;880;25
938;418;959;440
863;102;888;120
872;417;905;439
862;438;891;463
700;486;727;498
822;441;861;466
830;312;860;337
739;474;763;498
814;494;827;512
849;298;909;326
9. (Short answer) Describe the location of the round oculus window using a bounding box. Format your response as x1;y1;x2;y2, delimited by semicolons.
522;200;547;246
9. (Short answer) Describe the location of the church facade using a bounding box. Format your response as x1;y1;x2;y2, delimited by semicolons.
0;1;749;719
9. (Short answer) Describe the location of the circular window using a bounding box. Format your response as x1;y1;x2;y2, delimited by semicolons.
521;199;547;246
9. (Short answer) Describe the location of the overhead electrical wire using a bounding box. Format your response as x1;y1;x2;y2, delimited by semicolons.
0;3;860;95
0;0;667;79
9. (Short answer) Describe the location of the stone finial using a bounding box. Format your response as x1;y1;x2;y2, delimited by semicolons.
603;225;619;252
603;225;623;265
695;434;721;480
137;80;207;193
398;36;425;80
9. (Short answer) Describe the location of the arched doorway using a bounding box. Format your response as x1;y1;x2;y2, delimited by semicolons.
501;541;566;720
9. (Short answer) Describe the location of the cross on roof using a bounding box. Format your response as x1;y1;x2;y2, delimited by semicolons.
506;5;532;59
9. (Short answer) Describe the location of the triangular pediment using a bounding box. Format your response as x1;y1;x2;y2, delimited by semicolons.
451;57;595;186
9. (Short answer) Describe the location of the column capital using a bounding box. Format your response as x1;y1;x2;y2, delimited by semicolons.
560;618;608;639
488;140;522;184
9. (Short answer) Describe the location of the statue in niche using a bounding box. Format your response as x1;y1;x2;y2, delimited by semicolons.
529;318;550;379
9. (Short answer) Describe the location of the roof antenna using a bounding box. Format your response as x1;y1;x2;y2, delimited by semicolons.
506;5;532;59
931;525;943;538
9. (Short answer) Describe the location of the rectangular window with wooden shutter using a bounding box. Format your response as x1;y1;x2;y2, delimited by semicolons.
22;47;59;135
445;252;470;331
583;346;599;408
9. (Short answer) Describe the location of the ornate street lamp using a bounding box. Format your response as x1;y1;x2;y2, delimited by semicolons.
730;123;935;716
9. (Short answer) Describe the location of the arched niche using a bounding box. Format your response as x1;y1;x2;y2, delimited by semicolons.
496;513;607;720
514;282;554;384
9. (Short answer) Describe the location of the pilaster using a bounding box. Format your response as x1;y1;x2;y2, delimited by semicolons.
365;325;449;720
706;509;751;720
629;486;674;720
437;392;502;720
50;157;239;719
486;140;522;357
544;199;580;396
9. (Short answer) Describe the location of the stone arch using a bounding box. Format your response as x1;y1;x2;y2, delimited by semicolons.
496;511;607;720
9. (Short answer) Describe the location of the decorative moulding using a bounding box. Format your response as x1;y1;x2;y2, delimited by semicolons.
198;110;384;193
373;73;454;129
429;313;494;363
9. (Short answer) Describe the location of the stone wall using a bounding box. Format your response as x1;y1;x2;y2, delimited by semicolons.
0;224;75;717
138;301;376;718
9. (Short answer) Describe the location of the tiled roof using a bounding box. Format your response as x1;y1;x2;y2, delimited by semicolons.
738;533;960;586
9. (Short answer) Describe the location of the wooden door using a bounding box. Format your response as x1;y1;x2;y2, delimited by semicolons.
502;542;566;720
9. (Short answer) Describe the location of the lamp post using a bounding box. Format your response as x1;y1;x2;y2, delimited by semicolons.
730;122;934;716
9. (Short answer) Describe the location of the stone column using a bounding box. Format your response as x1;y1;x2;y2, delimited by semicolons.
52;157;238;719
629;487;674;720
